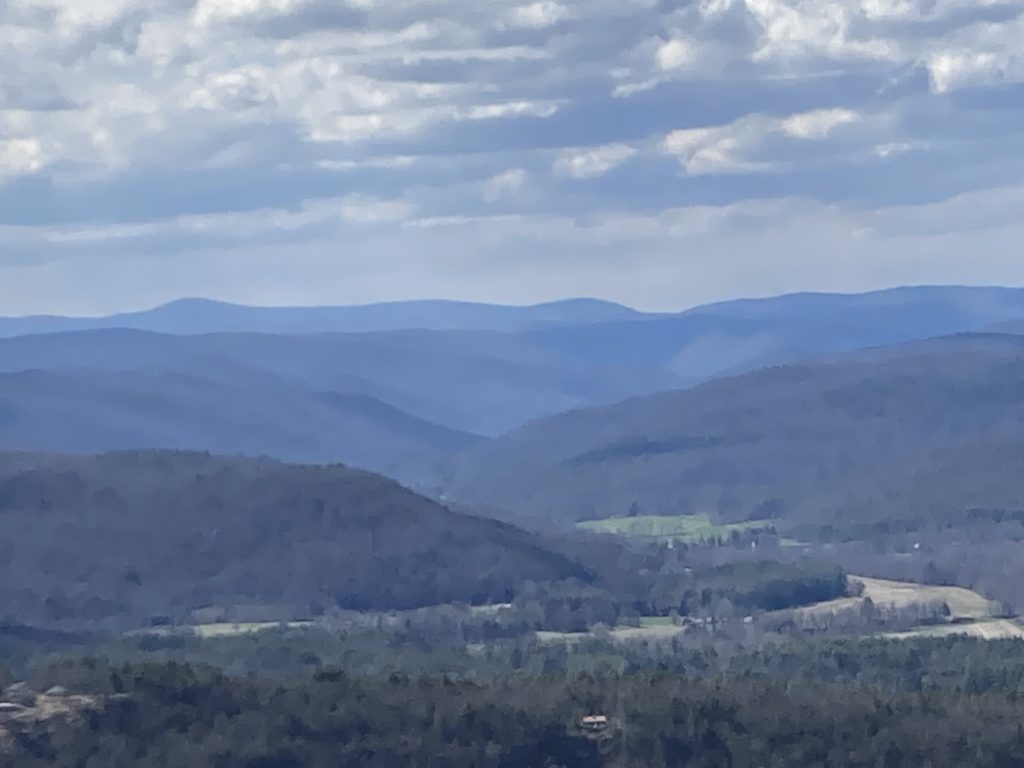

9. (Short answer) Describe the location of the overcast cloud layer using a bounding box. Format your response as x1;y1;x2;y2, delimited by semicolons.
1;0;1023;314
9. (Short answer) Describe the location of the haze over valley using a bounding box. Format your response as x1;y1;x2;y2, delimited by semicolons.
6;286;1024;764
4;0;1024;760
4;285;1024;480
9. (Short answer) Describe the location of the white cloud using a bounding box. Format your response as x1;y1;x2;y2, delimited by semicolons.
780;108;859;139
338;195;415;224
0;138;46;180
503;1;569;29
859;0;1010;23
316;155;417;171
554;144;637;179
191;0;320;28
483;168;528;201
744;0;900;62
656;38;697;71
664;108;861;175
610;33;708;96
664;122;769;175
183;67;278;111
744;0;837;59
12;186;1024;315
926;50;1002;93
699;0;738;18
0;193;415;248
2;0;1024;313
873;141;915;158
466;101;560;120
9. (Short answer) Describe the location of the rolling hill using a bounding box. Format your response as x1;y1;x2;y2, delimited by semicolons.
0;368;481;478
447;332;1024;537
0;329;679;480
0;451;592;629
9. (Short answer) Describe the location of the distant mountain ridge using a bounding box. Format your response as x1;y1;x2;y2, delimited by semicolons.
0;297;650;337
4;286;1024;480
5;286;1024;339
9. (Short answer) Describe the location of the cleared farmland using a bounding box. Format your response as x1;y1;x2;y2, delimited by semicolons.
796;577;1000;620
857;577;999;621
537;617;685;645
797;576;1024;640
577;513;770;543
537;575;1020;646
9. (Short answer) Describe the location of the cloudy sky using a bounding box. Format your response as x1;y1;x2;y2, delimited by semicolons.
1;0;1023;314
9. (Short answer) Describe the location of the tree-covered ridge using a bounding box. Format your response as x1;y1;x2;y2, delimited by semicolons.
449;332;1024;534
0;451;591;629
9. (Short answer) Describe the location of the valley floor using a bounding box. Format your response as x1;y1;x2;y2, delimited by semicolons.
538;575;1024;645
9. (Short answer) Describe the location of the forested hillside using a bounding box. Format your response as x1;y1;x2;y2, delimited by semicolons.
0;451;590;629
449;333;1024;537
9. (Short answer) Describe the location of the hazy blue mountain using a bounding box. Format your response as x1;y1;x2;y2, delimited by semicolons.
0;297;648;337
6;287;1024;397
693;286;1024;327
0;328;679;437
447;332;1024;532
985;319;1024;335
0;328;682;480
524;286;1024;386
5;286;1024;482
0;368;482;478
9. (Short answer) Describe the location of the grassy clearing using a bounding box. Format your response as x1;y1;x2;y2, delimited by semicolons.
577;513;770;543
536;620;682;645
857;577;1000;621
191;622;313;639
795;576;1021;641
796;576;1002;623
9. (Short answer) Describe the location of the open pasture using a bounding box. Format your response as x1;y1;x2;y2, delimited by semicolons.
577;513;770;543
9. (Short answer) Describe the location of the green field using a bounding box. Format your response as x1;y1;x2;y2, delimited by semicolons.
577;513;771;543
191;621;313;639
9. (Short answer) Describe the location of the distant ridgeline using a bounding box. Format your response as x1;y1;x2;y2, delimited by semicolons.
1;286;1024;484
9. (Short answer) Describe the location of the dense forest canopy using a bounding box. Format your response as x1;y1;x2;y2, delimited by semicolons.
0;451;593;628
9;648;1024;768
